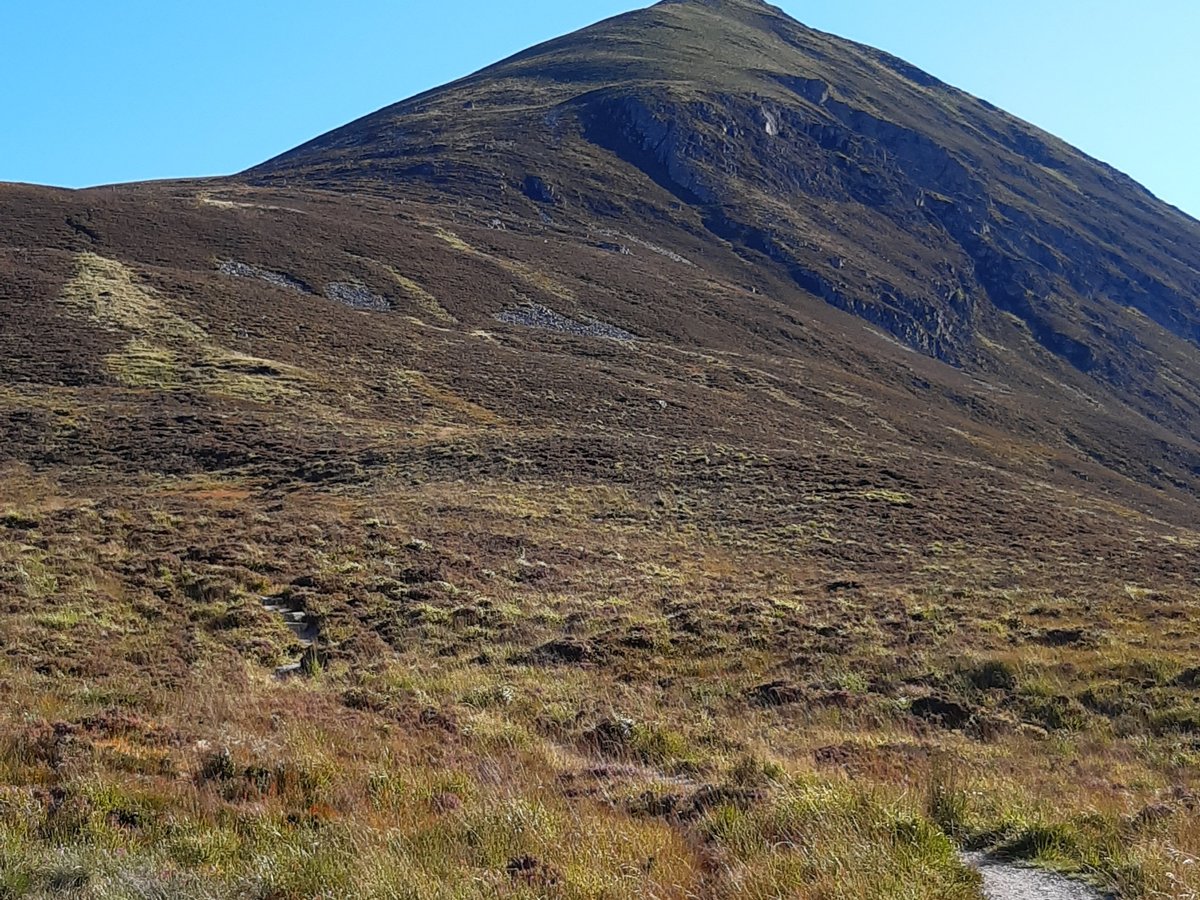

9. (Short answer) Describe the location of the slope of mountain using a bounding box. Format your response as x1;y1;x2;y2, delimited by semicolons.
250;0;1200;452
1;2;1199;897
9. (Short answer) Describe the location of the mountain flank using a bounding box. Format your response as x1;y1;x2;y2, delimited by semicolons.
250;0;1200;453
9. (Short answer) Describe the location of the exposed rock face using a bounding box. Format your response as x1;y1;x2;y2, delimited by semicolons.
522;175;559;205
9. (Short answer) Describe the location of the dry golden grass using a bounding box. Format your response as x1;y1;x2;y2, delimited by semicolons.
2;187;1199;898
0;459;1197;898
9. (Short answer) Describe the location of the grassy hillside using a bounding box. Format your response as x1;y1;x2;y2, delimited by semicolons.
0;183;1198;898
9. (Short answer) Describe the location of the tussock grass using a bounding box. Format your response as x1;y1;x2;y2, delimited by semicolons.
385;266;458;325
58;252;313;402
0;395;1197;897
60;252;207;342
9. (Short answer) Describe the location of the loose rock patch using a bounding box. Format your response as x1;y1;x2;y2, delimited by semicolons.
325;282;391;312
494;302;635;341
217;260;311;294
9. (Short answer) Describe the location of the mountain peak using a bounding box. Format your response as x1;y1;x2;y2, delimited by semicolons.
655;0;777;8
652;0;791;29
246;0;1200;436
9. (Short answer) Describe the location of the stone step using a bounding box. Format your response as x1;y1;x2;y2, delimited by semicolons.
262;596;321;676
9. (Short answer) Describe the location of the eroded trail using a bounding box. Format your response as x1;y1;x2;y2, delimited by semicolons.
262;596;319;677
964;854;1111;900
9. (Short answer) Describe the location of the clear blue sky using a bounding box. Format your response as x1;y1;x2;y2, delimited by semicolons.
3;1;1197;218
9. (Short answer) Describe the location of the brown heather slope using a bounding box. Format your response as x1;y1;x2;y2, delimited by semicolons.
249;0;1200;457
1;1;1200;898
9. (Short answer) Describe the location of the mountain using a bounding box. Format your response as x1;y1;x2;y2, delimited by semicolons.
249;0;1200;447
2;2;1199;897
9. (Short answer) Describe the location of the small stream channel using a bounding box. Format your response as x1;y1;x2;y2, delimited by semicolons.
963;853;1113;900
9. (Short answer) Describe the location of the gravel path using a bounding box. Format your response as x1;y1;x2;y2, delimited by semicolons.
963;854;1111;900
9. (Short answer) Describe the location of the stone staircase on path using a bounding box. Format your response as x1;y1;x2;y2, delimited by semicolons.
262;597;321;678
